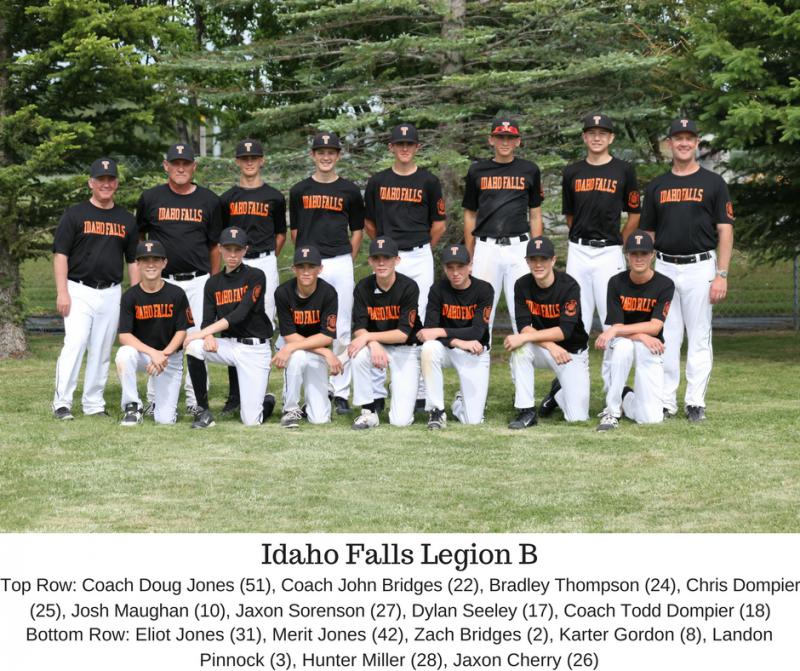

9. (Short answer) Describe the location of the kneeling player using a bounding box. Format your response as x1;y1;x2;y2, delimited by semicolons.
504;236;590;429
418;244;494;428
273;246;342;428
184;227;274;428
349;237;422;429
595;231;675;430
116;240;191;425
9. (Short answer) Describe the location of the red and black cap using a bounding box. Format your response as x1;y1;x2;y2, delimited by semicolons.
369;236;399;257
582;113;614;132
390;123;419;143
668;118;699;137
235;138;263;157
624;230;655;253
90;157;118;178
311;132;342;150
490;117;521;136
166;142;195;162
135;240;167;259
293;245;323;266
219;227;248;247
526;236;556;258
441;244;471;265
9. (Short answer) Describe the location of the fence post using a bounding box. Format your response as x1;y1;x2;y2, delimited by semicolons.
794;255;799;331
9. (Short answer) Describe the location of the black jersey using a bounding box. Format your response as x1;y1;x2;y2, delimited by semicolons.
52;201;137;285
364;167;445;248
136;183;223;276
605;270;675;342
289;177;364;258
562;157;640;244
513;270;589;353
462;157;543;237
220;183;287;253
275;277;339;340
352;272;421;345
640;167;734;255
424;277;494;349
119;282;192;351
201;263;272;339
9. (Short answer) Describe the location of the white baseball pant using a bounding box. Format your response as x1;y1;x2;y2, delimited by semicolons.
53;280;120;414
319;253;354;399
186;338;270;426
282;350;331;424
244;253;279;328
115;346;182;424
510;343;590;421
353;345;419;426
420;340;490;424
472;236;529;335
566;241;625;388
604;337;664;424
656;253;715;412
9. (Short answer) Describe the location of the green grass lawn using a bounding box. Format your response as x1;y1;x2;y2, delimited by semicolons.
1;332;797;532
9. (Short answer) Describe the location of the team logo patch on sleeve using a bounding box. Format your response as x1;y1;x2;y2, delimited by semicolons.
252;284;262;303
408;309;417;328
628;191;640;209
663;301;671;318
726;201;735;221
482;306;491;323
564;299;578;317
186;307;194;326
326;314;337;332
437;198;446;216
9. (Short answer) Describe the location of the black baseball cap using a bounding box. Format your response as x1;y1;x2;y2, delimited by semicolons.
582;113;614;132
369;236;399;257
135;240;167;259
311;132;342;150
490;117;520;136
90;157;118;178
668;118;699;137
293;245;322;266
389;123;419;143
526;236;556;258
441;244;470;265
219;227;248;247
166;142;195;162
235;138;263;157
624;230;655;252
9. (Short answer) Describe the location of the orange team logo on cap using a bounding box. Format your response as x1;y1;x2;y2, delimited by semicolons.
322;135;330;145
144;242;154;253
437;198;446;216
482;306;491;323
245;142;252;152
628;191;640;209
663;301;671;318
102;160;110;170
726;201;735;220
176;145;184;154
326;314;337;332
252;284;262;303
593;115;602;125
409;309;417;328
565;299;578;317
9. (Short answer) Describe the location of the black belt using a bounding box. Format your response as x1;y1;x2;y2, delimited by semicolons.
245;250;273;259
166;270;205;281
399;243;426;252
72;279;119;290
575;238;615;248
236;337;269;345
657;251;712;265
477;234;529;246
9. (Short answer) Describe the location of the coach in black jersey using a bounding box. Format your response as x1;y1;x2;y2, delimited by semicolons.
463;116;544;335
289;131;364;414
641;118;734;423
116;240;191;426
52;158;139;420
184;227;274;429
219;138;287;416
136;142;224;413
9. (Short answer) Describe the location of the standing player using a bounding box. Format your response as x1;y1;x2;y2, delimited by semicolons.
273;246;342;428
595;231;675;430
136;142;223;414
219;138;287;415
183;227;274;429
418;244;494;428
562;113;641;385
641;119;734;422
504;236;590;429
289;131;364;414
115;240;191;426
463;116;543;335
52;158;139;419
348;237;422;429
364;123;446;411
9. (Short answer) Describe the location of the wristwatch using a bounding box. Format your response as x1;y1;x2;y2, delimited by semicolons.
716;269;729;278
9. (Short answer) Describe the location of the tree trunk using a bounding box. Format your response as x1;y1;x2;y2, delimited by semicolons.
0;8;27;358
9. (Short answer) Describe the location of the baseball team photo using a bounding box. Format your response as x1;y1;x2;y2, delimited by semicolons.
0;1;797;533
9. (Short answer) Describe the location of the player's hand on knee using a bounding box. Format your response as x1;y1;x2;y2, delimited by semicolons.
203;335;218;352
369;342;388;369
417;328;436;343
271;345;292;369
56;292;71;317
595;328;615;350
547;343;571;365
146;362;161;376
149;350;168;371
347;334;369;358
324;350;343;375
640;334;664;355
710;276;727;304
503;333;525;351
